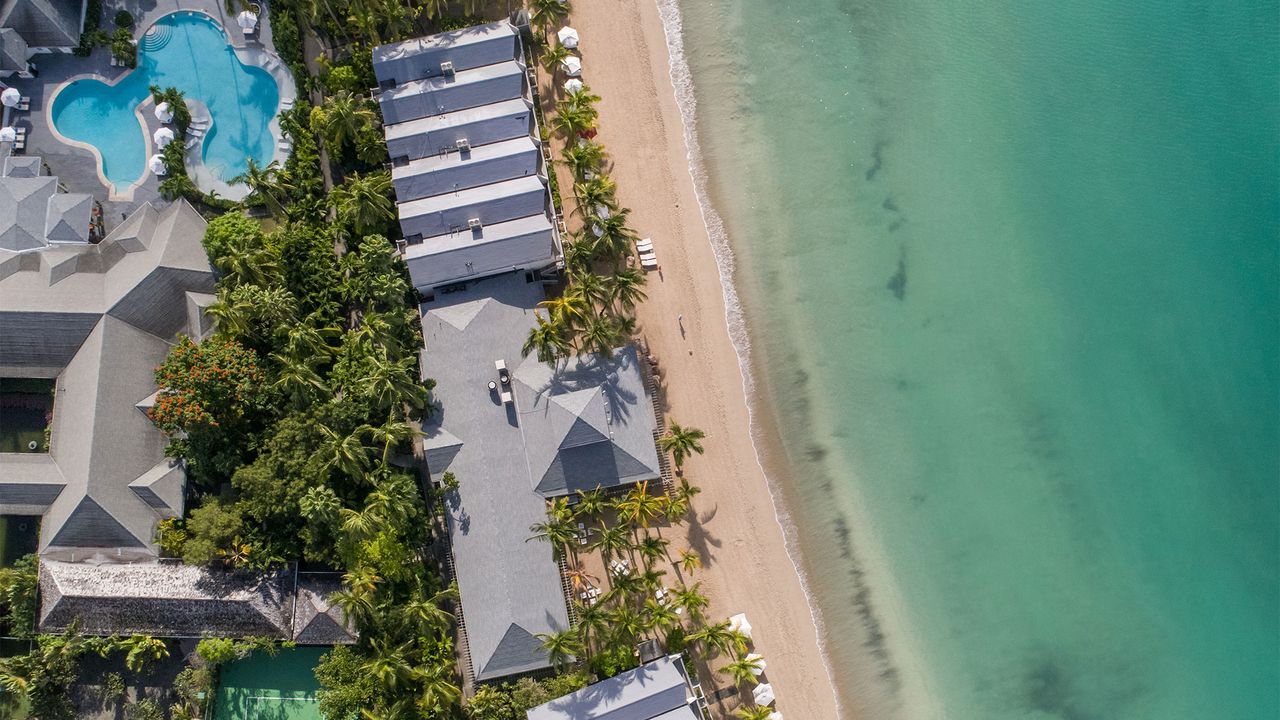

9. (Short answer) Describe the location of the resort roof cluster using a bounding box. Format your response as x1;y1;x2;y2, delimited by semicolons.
373;20;561;293
0;196;215;563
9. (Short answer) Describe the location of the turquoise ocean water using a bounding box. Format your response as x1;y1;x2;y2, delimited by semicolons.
666;0;1280;717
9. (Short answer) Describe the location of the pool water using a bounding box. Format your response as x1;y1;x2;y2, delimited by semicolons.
50;12;279;191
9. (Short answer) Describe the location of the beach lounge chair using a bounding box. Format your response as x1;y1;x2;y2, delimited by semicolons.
639;252;658;270
635;238;653;251
17;97;28;111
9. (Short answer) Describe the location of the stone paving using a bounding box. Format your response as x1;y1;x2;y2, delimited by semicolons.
3;0;287;232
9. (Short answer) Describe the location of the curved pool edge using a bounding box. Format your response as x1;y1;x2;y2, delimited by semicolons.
46;9;298;201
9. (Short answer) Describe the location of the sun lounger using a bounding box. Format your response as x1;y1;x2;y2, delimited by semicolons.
639;252;658;270
635;239;653;251
17;97;28;111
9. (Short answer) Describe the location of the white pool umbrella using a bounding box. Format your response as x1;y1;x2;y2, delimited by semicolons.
746;652;766;675
237;10;259;30
563;78;584;94
0;126;15;142
752;683;775;706
561;55;582;77
154;101;173;123
557;26;579;49
149;154;167;176
730;612;754;638
768;713;783;720
153;126;175;148
1;87;19;107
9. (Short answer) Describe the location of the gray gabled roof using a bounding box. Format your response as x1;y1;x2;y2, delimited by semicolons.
291;575;357;645
2;155;39;179
526;655;699;720
0;27;30;72
398;174;548;240
420;276;661;682
385;97;533;162
378;59;526;125
402;214;556;292
0;0;84;49
0;199;214;561
392;136;540;203
372;21;519;85
39;561;293;638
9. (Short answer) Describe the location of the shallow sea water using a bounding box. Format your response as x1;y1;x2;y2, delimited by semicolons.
670;0;1280;717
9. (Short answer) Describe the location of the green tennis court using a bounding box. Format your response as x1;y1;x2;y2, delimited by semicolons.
212;647;327;720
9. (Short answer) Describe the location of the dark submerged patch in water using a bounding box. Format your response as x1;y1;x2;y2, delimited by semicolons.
887;248;907;300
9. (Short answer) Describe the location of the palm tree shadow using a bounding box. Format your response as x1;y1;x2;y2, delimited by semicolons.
684;504;721;567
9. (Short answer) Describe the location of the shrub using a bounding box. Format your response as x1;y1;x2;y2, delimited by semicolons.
114;9;134;29
155;517;188;557
74;0;104;56
110;27;136;68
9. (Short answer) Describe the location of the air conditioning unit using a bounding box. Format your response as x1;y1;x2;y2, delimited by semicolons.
440;61;454;75
468;218;482;231
456;138;470;151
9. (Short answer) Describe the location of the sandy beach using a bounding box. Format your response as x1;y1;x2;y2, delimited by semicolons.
543;1;844;716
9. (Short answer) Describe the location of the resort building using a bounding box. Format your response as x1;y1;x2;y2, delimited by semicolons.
0;0;85;78
419;275;662;682
374;22;561;295
525;654;708;720
0;195;215;563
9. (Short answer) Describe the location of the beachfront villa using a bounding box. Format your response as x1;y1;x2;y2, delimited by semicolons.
419;274;662;682
525;654;707;720
373;21;563;294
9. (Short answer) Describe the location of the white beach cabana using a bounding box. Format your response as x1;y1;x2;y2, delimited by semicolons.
753;682;776;706
746;652;766;676
1;87;19;107
153;127;175;148
561;55;582;77
237;10;259;31
154;101;173;123
563;78;584;94
149;154;167;176
730;612;754;638
0;126;15;142
557;26;580;49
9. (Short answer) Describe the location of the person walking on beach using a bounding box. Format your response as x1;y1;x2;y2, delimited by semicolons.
677;313;685;339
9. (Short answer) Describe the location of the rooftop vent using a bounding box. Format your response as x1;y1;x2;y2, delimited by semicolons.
456;138;470;151
468;218;482;231
440;60;454;75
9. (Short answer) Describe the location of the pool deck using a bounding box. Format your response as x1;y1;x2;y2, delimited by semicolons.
2;0;291;227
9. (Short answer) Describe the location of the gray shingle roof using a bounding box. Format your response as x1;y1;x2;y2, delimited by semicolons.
0;0;83;49
379;59;526;125
420;276;660;681
291;575;357;645
0;199;215;561
39;561;293;638
373;21;519;86
392;136;541;203
398;175;548;240
403;214;556;306
525;655;700;720
385;97;534;162
0;27;29;72
2;154;39;179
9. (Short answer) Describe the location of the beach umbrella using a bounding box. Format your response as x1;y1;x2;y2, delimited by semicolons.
768;713;783;720
237;10;258;30
149;154;167;176
154;101;173;124
752;683;776;706
561;55;582;77
746;652;766;675
563;78;584;94
730;612;754;638
594;204;611;219
0;126;15;142
153;126;175;148
1;87;19;107
557;26;580;49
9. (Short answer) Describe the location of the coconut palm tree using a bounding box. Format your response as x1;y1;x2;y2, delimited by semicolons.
365;639;418;690
671;583;710;624
608;569;643;601
589;209;639;263
573;175;617;213
563;85;602;112
562;235;598;272
530;0;570;42
573;600;607;656
269;351;328;409
734;706;776;720
569;269;610;311
579;314;624;358
643;597;680;638
635;533;670;569
689;619;736;658
562;140;608;180
660;421;707;471
614;481;667;529
213;241;279;289
314;91;375;155
564;562;598;594
333;171;395;235
608;605;643;644
551;102;598;139
536;629;583;671
540;291;591;332
589;521;629;566
359;417;423;465
235;159;288;218
400;582;457;635
540;42;572;80
678;549;702;576
361;352;428;412
523;315;572;364
415;661;461;713
529;501;577;560
320;424;370;478
605;268;648;315
722;652;764;686
573;486;608;519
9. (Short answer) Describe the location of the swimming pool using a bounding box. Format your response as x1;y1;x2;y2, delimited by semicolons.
49;12;281;193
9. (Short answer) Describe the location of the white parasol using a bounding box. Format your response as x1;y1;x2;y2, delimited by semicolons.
154;101;173;123
237;10;259;31
768;713;784;720
563;78;584;94
561;55;582;77
752;682;776;706
153;126;175;148
149;154;167;176
0;126;15;142
746;652;766;675
557;26;579;49
1;87;20;107
730;612;754;638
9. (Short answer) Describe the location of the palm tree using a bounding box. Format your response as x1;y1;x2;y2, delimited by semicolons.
573;175;617;213
401;582;457;635
529;504;577;560
605;268;648;315
319;424;370;478
722;652;765;686
540;42;572;80
573;601;608;653
678;549;702;576
120;635;168;673
213;242;279;289
551;102;598;139
333;171;394;235
234;158;288;218
734;705;776;720
635;533;670;569
523;315;571;364
643;597;679;638
564;562;598;594
614;481;667;529
660;421;707;471
562;141;607;180
563;85;602;112
360;417;423;465
530;0;570;42
689;619;736;658
671;583;710;624
579;314;623;358
270;351;328;409
314;91;376;154
415;661;461;713
365;639;418;690
570;269;610;311
535;629;582;671
589;209;639;262
574;486;608;519
362;352;428;412
589;521;629;565
608;605;643;643
540;291;591;332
